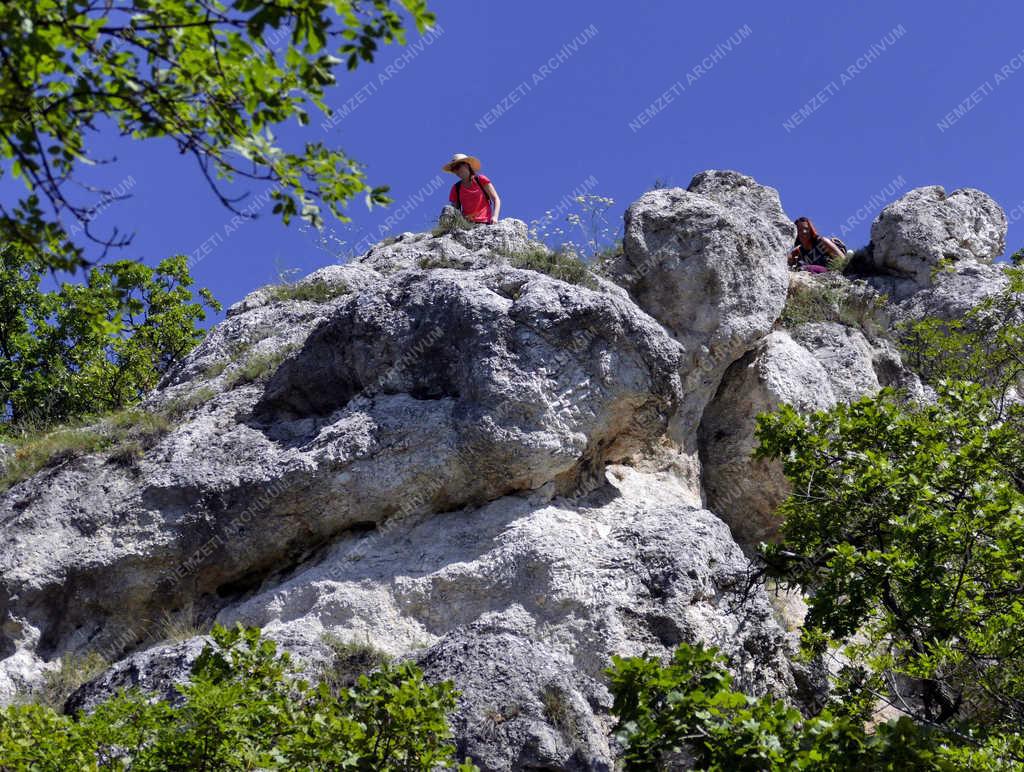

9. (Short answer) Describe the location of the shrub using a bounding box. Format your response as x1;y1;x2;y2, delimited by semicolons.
756;382;1024;746
0;624;478;770
0;247;219;431
898;266;1024;401
607;642;1011;770
320;634;392;694
508;247;598;289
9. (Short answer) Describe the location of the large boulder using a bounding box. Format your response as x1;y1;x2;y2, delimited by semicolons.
890;260;1011;325
862;186;1007;300
0;231;683;696
788;322;880;403
699;319;911;546
604;171;793;490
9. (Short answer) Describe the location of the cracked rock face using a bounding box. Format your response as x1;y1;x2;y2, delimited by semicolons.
0;245;683;694
67;468;796;770
699;319;908;546
699;332;837;546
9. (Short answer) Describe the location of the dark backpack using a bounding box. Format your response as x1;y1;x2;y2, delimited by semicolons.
829;235;850;256
454;175;493;218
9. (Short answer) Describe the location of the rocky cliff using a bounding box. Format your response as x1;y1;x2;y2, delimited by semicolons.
0;170;1011;770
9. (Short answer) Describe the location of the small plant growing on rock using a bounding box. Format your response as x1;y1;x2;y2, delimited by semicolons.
507;247;598;289
418;255;467;270
780;272;888;338
29;652;108;713
320;633;393;695
266;279;350;303
224;344;299;389
0;408;176;490
433;209;475;236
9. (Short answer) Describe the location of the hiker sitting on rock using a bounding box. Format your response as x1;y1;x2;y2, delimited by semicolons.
788;216;844;274
439;153;501;228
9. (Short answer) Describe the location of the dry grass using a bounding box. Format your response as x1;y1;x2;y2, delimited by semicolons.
224;344;299;389
266;280;350;304
508;247;598;289
1;408;175;490
27;652;108;713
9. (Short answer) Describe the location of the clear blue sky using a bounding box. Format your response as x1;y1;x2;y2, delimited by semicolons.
9;1;1024;320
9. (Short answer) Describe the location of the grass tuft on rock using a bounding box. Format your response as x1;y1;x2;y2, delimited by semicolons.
224;344;299;389
29;652;108;713
266;280;350;304
508;247;598;289
0;409;176;491
780;272;888;338
320;634;392;695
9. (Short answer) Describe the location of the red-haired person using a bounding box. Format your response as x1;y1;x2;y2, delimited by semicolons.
438;153;501;228
788;217;844;273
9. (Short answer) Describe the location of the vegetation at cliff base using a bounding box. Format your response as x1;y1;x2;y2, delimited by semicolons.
0;624;476;771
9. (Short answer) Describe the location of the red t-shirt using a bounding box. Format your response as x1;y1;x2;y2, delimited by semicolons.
449;174;492;223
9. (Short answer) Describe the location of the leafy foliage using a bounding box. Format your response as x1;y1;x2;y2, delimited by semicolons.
0;623;476;770
0;0;435;270
899;266;1024;400
0;245;219;430
755;383;1024;748
607;642;959;771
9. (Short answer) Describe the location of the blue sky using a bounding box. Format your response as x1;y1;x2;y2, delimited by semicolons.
8;1;1024;319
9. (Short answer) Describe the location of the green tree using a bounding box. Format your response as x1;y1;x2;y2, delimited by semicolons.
607;642;958;771
899;267;1024;401
0;0;434;270
754;383;1024;758
0;624;477;770
0;243;219;429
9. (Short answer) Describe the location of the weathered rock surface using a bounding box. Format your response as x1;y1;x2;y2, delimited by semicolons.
860;185;1007;301
699;332;836;546
603;170;793;498
608;172;791;406
699;317;918;546
1;170;1011;769
1;241;684;698
68;468;796;769
788;322;881;403
889;259;1011;325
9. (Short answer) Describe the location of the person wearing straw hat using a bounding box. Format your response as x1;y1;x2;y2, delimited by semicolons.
438;153;501;228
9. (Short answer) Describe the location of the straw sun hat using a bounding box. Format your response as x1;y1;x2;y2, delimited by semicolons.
442;153;481;173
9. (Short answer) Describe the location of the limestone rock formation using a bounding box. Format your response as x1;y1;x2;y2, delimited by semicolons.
0;169;1011;770
860;185;1007;301
699;332;836;546
603;170;793;496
